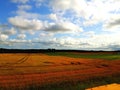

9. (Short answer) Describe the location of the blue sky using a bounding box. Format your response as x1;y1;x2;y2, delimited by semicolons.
0;0;120;50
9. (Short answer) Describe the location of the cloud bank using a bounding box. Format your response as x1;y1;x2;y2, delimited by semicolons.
0;0;120;50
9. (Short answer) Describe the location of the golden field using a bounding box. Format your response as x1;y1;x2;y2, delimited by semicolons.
0;53;120;90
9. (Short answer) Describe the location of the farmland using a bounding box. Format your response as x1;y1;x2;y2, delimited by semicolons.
0;52;120;90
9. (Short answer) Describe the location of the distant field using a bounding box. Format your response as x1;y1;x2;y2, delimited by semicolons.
45;52;120;60
0;52;120;90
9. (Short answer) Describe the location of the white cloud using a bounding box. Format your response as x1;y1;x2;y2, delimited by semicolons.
2;28;16;35
32;31;120;50
0;34;8;41
49;13;58;21
11;0;29;4
8;16;43;30
49;0;71;11
104;18;120;29
17;34;26;39
10;39;31;43
49;0;120;26
1;0;120;50
16;10;40;19
33;0;45;7
44;21;83;32
83;31;95;38
17;5;32;10
103;15;120;31
12;0;39;19
39;32;54;37
28;30;35;35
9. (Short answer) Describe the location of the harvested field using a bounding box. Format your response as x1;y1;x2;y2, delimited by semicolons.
0;53;120;90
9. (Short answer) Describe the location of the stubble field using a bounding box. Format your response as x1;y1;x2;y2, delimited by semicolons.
0;52;120;90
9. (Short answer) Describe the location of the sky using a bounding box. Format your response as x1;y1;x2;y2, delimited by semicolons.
0;0;120;50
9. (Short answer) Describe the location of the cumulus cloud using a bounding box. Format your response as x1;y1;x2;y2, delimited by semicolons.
8;16;43;30
49;13;58;21
17;34;26;39
0;34;8;41
1;0;120;50
83;31;95;38
28;30;35;35
16;10;40;19
44;21;83;32
49;0;120;26
107;44;120;50
2;28;16;35
33;31;120;50
33;0;46;7
49;0;71;11
104;19;120;29
39;32;54;37
10;39;31;43
11;0;29;4
17;5;32;10
0;39;32;49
